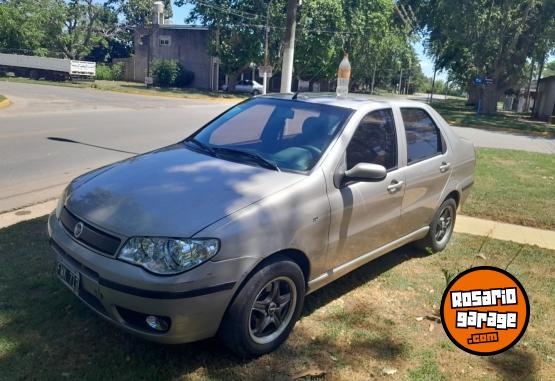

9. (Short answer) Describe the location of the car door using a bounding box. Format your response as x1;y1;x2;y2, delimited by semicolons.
235;80;246;92
326;108;406;269
398;107;452;236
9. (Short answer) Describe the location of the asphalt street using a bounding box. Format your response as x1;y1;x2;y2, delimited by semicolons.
1;81;553;213
0;82;232;212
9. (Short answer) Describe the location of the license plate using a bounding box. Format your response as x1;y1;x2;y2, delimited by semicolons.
56;260;80;295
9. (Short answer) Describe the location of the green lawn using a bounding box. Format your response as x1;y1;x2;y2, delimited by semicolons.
0;77;245;101
463;148;555;230
1;217;553;380
433;99;555;137
0;94;5;102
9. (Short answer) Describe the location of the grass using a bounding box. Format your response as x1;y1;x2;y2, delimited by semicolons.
1;217;554;380
0;77;245;101
0;94;5;102
463;148;555;230
432;99;555;137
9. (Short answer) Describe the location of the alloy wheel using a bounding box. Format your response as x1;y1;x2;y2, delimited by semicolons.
248;276;297;344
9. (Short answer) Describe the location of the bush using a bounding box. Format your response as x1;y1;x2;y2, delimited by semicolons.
95;63;125;81
111;63;124;81
175;63;195;88
152;59;178;87
95;64;113;80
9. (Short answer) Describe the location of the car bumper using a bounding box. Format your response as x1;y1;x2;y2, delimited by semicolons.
47;211;257;344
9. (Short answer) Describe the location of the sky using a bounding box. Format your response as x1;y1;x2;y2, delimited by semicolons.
171;4;448;81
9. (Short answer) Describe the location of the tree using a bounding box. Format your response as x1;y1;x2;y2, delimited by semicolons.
0;0;65;56
404;0;555;114
178;0;421;91
543;60;555;77
177;0;272;85
58;0;120;60
108;0;173;27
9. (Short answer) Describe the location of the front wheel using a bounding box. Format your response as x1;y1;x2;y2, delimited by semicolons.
219;258;305;358
415;198;457;253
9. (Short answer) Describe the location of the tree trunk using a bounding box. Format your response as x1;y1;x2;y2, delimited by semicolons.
467;83;479;106
481;86;498;115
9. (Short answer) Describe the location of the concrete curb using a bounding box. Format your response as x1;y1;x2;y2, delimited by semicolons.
0;199;57;229
0;97;11;109
454;215;555;251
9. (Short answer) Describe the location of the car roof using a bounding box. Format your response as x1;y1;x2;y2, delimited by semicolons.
260;92;428;110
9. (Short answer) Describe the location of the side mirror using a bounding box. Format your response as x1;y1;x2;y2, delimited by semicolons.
343;163;387;185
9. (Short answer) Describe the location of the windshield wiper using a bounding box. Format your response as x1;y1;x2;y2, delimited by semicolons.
184;138;216;156
213;147;281;171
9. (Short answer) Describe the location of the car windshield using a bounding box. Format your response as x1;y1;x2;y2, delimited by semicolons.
187;98;353;172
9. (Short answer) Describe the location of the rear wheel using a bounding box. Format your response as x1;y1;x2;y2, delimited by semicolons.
415;198;457;253
219;258;305;358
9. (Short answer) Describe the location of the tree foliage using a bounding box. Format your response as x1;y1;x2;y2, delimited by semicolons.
403;0;555;114
180;0;420;90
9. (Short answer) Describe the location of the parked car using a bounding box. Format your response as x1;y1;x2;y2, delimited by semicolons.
48;93;475;357
232;79;264;95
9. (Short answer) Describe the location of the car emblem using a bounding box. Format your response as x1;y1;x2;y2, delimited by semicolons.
73;222;84;239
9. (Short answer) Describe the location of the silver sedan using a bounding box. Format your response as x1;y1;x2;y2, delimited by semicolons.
48;93;475;357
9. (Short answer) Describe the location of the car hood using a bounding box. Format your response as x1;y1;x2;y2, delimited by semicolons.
65;144;304;238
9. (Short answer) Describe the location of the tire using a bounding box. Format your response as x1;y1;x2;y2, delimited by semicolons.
252;90;261;96
219;258;305;358
415;198;457;253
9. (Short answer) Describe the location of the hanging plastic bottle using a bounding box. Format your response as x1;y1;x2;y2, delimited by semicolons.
336;53;351;97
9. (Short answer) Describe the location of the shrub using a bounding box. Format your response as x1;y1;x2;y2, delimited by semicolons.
111;62;124;81
95;64;113;80
175;63;195;88
95;63;125;81
152;59;178;87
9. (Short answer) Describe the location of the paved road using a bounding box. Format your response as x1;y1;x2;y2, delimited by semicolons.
452;126;555;154
1;82;553;213
0;82;231;212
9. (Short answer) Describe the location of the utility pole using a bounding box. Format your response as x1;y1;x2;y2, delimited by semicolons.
370;65;376;95
398;68;403;94
405;57;411;94
263;0;273;94
429;60;437;104
280;0;299;93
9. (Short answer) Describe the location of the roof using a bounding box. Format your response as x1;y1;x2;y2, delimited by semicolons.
139;24;209;31
539;75;555;83
261;92;426;110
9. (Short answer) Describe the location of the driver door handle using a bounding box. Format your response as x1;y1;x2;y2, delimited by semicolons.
440;162;451;173
387;180;404;194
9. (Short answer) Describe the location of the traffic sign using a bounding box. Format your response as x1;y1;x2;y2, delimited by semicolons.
258;65;273;77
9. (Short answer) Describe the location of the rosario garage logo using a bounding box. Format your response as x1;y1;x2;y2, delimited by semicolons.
440;266;529;355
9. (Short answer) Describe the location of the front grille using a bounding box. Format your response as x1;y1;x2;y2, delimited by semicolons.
60;207;121;256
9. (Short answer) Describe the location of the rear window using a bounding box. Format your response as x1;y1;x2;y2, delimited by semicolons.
401;108;443;164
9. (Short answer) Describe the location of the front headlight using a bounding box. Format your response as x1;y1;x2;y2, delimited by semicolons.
56;186;69;218
118;237;220;275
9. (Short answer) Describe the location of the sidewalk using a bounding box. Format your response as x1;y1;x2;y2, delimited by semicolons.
1;200;554;250
454;215;555;250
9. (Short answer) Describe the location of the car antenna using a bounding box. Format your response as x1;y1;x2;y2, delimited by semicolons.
291;66;326;100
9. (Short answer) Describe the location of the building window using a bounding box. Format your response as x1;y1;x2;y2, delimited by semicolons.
159;36;171;46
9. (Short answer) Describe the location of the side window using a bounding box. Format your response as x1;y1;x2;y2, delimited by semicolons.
346;109;398;170
401;108;444;164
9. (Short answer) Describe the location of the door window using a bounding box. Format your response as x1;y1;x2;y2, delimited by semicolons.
401;108;444;164
346;109;398;170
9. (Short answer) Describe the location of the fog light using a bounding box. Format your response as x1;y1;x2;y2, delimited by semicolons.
145;315;169;332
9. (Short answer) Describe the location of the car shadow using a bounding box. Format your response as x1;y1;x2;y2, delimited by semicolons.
0;217;431;380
